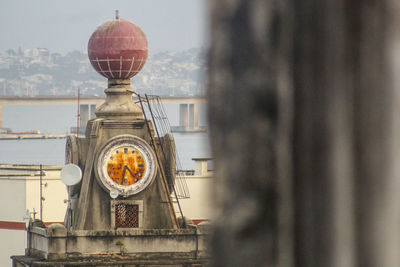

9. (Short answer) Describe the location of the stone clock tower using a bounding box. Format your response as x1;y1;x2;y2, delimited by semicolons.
65;11;178;230
12;12;208;267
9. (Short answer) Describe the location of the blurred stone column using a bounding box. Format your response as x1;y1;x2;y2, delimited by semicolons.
207;0;400;267
292;1;400;266
207;1;293;266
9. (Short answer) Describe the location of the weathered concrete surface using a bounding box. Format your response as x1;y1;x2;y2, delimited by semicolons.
207;0;400;267
207;1;293;267
16;225;209;266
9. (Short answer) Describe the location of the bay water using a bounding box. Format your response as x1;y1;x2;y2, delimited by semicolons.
0;104;211;169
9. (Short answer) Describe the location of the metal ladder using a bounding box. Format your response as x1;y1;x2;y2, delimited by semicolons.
137;94;190;228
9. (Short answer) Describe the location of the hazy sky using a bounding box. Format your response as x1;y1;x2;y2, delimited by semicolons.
0;0;207;55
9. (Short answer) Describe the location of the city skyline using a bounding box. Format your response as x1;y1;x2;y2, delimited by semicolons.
0;47;206;96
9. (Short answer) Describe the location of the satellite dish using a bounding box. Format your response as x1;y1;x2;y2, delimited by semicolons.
110;189;119;199
61;164;82;186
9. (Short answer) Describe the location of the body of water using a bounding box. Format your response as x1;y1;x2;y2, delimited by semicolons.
0;104;211;170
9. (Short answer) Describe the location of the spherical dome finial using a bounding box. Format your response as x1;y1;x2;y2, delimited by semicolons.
88;12;148;79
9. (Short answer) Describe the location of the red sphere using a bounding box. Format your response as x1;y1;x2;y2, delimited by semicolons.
88;17;148;79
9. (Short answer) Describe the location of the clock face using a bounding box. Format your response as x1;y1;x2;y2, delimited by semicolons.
96;135;157;197
104;146;146;186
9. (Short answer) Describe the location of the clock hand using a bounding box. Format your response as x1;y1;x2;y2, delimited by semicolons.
120;166;127;185
125;166;136;178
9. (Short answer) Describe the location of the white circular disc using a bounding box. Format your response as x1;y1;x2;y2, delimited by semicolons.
110;189;119;199
61;164;82;186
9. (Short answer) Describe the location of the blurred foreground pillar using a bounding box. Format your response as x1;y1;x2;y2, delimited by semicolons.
207;1;400;267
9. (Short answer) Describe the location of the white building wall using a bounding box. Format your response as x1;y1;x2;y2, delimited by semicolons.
0;178;26;221
0;166;67;267
0;178;27;267
179;175;214;220
0;229;26;267
25;174;68;222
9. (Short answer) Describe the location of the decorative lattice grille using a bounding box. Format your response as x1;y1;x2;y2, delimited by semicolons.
115;204;139;228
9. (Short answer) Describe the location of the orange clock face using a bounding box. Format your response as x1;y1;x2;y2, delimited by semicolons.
106;146;146;186
96;135;157;197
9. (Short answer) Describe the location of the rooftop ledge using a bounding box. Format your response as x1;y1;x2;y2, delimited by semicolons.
31;225;210;237
26;224;210;261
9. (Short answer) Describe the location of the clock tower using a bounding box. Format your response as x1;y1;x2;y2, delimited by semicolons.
12;11;208;267
65;10;178;230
